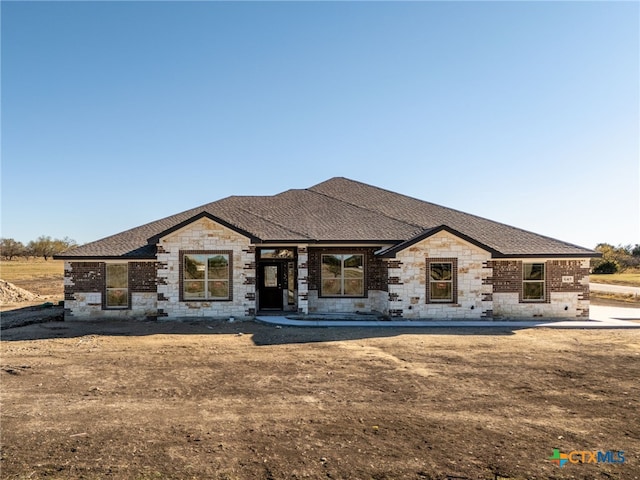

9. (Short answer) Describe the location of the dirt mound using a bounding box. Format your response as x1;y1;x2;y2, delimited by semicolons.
0;280;41;304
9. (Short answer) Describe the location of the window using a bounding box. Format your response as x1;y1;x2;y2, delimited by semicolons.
321;254;364;297
429;262;453;302
106;263;128;308
259;248;295;259
183;253;230;300
426;258;457;304
287;261;295;305
523;263;545;301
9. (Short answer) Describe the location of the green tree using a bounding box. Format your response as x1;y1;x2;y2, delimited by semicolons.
27;236;77;260
27;236;55;260
53;237;78;255
0;238;26;260
592;243;640;272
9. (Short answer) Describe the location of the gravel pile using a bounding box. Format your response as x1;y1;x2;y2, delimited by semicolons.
0;280;41;304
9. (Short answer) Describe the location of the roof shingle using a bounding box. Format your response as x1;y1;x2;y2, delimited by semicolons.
56;177;598;259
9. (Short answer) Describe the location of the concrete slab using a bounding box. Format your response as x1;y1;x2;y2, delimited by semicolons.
256;305;640;329
589;304;640;321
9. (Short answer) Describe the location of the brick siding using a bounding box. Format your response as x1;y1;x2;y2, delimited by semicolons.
129;262;157;292
490;259;589;304
67;261;157;297
67;262;104;294
547;260;590;297
307;247;387;293
489;260;521;294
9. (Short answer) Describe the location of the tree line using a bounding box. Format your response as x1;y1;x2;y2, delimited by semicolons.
0;236;78;261
592;243;640;274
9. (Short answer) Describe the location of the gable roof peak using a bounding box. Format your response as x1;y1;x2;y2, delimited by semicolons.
55;176;598;259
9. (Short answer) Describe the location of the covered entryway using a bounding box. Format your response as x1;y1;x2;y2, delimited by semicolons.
258;262;283;309
257;248;297;312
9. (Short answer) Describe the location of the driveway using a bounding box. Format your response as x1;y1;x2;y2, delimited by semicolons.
589;304;640;322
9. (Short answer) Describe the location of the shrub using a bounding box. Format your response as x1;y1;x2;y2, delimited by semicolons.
593;261;619;274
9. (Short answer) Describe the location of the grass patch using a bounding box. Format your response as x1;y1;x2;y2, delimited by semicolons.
590;272;640;287
591;291;640;305
0;259;64;283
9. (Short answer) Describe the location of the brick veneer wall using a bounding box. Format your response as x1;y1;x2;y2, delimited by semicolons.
307;247;387;294
489;259;589;301
548;260;590;297
305;247;387;314
66;261;157;297
490;258;591;318
129;261;157;292
489;260;549;303
64;261;158;319
65;262;103;299
489;260;521;294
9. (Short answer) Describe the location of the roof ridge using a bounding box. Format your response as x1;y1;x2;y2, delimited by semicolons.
311;177;482;222
304;185;425;236
235;206;314;241
309;177;594;254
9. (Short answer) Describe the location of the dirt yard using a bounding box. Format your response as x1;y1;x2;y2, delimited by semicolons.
2;262;639;479
2;319;639;480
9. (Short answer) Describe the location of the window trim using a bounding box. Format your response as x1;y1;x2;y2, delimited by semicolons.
320;253;366;298
522;262;546;302
426;258;458;304
104;263;129;309
180;250;233;302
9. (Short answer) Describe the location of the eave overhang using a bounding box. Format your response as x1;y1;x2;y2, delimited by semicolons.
147;211;262;244
377;225;501;258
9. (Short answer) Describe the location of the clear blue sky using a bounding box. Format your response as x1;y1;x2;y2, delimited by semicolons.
2;1;638;250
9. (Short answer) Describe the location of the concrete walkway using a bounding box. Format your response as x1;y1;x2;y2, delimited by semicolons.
256;305;640;329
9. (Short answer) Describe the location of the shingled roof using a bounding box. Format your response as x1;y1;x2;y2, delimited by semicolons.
55;177;598;259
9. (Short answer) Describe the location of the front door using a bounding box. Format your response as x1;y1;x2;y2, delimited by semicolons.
259;262;283;310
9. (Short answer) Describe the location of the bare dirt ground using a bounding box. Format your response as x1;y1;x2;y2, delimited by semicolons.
2;272;639;479
2;318;639;480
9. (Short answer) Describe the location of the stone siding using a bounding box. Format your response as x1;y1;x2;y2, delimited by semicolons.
307;290;387;314
156;217;255;319
297;245;309;314
63;228;592;321
369;289;388;315
388;230;493;319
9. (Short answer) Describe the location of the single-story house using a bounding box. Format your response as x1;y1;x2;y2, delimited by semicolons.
55;177;600;321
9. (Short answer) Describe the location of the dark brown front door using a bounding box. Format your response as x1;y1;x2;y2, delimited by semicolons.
259;262;283;310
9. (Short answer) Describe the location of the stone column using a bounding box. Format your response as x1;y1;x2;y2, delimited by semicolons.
297;245;309;314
